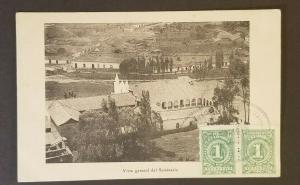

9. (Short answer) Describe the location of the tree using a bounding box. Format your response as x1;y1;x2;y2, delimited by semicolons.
213;78;239;124
59;92;163;162
119;58;137;76
57;48;67;55
139;90;154;132
164;57;169;72
169;57;174;72
215;48;224;69
156;56;161;73
76;111;119;162
228;57;248;79
240;77;250;124
193;65;208;80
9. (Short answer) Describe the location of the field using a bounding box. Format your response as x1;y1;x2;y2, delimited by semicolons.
46;80;113;100
151;129;199;161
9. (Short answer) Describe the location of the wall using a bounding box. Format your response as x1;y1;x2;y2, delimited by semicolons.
46;59;71;65
72;61;120;69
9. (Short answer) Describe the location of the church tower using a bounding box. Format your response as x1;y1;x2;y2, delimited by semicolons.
113;74;129;94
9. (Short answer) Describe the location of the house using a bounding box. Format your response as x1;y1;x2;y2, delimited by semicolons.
45;55;72;65
72;55;122;69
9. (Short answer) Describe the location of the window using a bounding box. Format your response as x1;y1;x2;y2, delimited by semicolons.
58;142;63;149
174;100;179;108
103;64;106;68
92;64;95;69
180;99;184;107
56;60;58;64
66;60;69;64
191;98;196;106
207;100;209;106
162;102;166;109
75;63;77;68
185;99;190;107
197;98;202;105
49;59;51;64
83;64;86;68
203;98;206;106
168;101;173;109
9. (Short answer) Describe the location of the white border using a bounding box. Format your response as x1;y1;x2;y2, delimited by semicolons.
17;10;281;182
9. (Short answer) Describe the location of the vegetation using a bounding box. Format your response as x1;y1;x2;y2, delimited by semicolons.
241;77;250;124
151;129;199;161
119;56;174;76
212;48;250;124
213;79;240;124
59;90;164;162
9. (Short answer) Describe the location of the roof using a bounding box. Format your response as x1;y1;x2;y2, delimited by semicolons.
214;30;241;42
45;55;72;61
47;92;137;112
130;78;219;106
74;55;124;64
48;101;80;126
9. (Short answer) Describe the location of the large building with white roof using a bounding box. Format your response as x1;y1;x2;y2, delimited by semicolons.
130;76;221;129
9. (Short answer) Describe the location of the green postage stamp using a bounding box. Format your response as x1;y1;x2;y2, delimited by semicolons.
242;129;275;174
201;129;235;175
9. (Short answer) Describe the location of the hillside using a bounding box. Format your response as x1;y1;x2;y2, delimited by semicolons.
45;22;249;60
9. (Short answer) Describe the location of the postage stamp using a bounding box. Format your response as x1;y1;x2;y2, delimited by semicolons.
241;129;275;174
201;129;235;175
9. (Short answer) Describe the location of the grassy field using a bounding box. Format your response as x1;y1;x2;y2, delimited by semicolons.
151;129;199;161
46;81;113;100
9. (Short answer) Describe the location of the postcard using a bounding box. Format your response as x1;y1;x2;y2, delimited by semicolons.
16;10;281;182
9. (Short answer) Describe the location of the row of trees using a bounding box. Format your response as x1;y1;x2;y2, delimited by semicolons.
59;91;163;162
119;56;174;76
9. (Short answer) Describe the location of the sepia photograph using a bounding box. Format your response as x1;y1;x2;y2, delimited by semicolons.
16;10;281;181
45;22;250;163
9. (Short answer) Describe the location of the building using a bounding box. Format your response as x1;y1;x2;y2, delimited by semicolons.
130;76;221;130
113;74;129;94
71;48;123;69
45;56;72;65
46;114;73;163
47;92;137;126
72;55;121;69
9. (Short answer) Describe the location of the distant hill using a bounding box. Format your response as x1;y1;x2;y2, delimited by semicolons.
45;22;249;59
